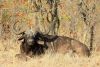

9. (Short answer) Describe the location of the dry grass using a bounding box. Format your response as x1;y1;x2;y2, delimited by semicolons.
0;40;100;67
0;0;99;67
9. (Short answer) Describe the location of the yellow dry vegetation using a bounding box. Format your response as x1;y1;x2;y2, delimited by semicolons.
0;0;100;67
0;40;100;67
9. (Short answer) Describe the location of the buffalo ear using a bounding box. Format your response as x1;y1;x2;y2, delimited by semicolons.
18;35;25;41
37;40;44;45
18;37;24;41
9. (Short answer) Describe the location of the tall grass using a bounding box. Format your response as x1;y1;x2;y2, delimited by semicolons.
0;40;100;67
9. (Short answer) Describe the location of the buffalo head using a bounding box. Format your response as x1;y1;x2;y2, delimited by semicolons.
18;30;36;46
17;30;47;57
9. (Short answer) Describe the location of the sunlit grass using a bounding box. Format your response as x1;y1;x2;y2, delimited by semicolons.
0;40;100;67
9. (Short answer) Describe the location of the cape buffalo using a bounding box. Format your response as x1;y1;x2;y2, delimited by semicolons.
16;30;90;57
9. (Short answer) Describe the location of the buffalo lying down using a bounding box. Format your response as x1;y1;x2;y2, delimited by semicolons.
36;32;90;57
17;31;90;57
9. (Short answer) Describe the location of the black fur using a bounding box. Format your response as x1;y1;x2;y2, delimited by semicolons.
18;31;47;57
